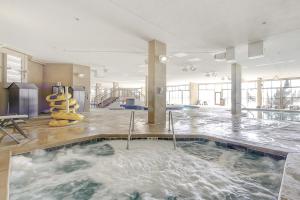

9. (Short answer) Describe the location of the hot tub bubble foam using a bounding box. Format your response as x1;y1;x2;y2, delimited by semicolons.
10;140;284;200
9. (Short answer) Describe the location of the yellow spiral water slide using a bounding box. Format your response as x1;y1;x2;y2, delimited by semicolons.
45;87;84;127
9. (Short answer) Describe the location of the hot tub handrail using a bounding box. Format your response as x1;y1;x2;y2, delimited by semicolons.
168;111;177;150
126;111;135;150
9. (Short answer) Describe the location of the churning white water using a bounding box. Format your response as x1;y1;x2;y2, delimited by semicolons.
10;140;285;200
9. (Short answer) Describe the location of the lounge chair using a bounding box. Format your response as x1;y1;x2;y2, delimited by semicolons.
0;115;29;144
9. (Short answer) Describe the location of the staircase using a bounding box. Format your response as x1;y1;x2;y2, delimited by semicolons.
98;97;119;108
92;87;145;108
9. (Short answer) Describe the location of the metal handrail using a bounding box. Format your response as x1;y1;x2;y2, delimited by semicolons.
93;91;113;107
168;111;177;150
240;103;255;118
126;111;135;150
93;87;145;107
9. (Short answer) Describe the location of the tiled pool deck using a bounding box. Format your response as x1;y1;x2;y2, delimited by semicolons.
0;108;300;199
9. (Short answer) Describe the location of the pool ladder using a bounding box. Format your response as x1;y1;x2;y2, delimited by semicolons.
126;111;177;150
126;111;135;150
168;111;177;150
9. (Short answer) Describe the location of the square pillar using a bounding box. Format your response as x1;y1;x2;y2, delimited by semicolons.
112;82;119;97
231;63;241;115
190;82;199;105
148;40;166;125
257;78;262;108
144;76;148;107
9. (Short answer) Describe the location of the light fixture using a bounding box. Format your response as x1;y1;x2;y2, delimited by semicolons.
182;66;188;72
159;55;169;64
189;65;197;71
75;73;85;78
226;47;236;63
205;71;218;77
78;73;85;78
248;40;264;59
188;58;201;62
221;75;231;81
214;52;226;61
173;52;188;58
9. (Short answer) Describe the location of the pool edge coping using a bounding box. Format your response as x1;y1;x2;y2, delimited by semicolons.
278;152;300;200
0;150;11;200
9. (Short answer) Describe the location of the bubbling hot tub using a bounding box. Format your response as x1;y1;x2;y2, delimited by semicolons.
10;140;285;200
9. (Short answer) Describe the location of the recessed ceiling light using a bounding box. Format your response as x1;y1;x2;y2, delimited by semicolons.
188;58;201;62
173;53;188;58
256;59;295;67
190;65;197;71
138;69;146;73
227;60;236;64
262;21;267;25
75;17;80;21
138;64;147;68
182;66;188;72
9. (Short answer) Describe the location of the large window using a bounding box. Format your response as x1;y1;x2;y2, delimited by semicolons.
262;80;281;109
198;83;231;107
260;79;300;110
5;54;25;84
242;81;257;108
167;85;190;105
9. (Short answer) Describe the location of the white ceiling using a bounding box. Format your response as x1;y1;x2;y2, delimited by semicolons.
1;0;300;87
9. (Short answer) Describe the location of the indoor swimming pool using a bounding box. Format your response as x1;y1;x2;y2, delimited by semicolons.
10;140;285;200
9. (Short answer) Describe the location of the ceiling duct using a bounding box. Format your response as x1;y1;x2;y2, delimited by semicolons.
91;66;108;78
214;52;226;61
248;40;264;59
226;47;236;63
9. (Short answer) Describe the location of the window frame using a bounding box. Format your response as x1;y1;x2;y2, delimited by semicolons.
3;51;27;87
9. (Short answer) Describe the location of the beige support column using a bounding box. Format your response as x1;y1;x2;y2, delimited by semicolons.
257;78;262;108
112;82;119;97
95;83;102;102
148;40;166;125
231;63;241;115
190;82;199;105
145;76;148;107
